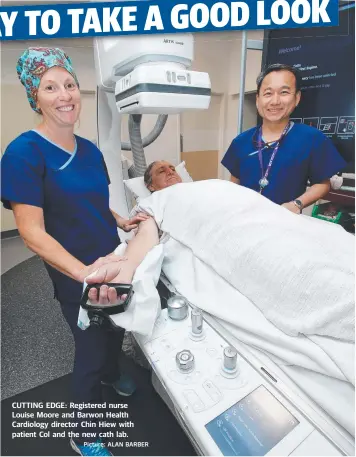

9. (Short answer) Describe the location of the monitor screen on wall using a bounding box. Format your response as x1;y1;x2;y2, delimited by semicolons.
261;1;355;172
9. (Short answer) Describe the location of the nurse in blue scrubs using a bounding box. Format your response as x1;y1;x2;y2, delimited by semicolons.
1;47;147;456
222;64;346;214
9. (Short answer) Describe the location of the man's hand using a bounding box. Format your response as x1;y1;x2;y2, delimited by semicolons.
282;201;301;214
85;261;136;305
119;212;150;232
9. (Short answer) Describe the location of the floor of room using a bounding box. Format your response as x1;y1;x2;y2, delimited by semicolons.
1;235;36;275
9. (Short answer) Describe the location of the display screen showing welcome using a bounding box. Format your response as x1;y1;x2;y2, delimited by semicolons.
263;2;355;172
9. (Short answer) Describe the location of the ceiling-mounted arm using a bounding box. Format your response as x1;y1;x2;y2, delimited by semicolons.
121;114;168;151
93;33;211;219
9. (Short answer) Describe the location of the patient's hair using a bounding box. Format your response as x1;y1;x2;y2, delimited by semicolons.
144;161;158;189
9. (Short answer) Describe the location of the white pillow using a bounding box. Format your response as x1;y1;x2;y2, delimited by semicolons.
124;161;193;200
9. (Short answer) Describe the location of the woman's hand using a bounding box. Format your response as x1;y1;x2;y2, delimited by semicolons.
119;212;150;232
85;260;136;305
77;255;127;283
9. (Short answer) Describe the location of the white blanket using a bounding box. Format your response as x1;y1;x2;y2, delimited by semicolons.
134;179;355;343
131;179;355;435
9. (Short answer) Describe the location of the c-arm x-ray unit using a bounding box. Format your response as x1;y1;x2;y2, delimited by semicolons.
90;33;355;457
93;33;210;220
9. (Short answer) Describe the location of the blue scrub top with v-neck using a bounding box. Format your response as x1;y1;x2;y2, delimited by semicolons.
221;123;347;205
1;130;120;302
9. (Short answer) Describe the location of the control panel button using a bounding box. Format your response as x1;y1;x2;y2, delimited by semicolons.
191;308;203;335
176;350;195;373
183;389;205;412
203;380;222;402
223;346;237;371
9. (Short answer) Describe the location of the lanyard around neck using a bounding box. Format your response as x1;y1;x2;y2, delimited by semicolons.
257;122;290;193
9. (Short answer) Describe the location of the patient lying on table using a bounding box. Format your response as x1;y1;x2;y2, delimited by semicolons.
86;160;354;343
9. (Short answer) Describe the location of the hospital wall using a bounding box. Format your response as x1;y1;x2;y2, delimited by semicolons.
181;31;263;181
1;32;263;232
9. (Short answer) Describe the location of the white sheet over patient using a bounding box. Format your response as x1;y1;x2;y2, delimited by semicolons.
130;179;355;435
133;179;355;343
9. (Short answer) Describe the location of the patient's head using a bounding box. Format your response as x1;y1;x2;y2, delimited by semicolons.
144;161;182;192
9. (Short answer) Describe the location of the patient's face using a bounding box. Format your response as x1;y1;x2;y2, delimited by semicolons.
148;161;182;191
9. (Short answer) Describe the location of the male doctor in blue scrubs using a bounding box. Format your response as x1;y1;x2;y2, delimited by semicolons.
221;64;346;214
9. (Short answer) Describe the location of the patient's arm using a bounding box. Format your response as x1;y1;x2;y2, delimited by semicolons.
86;217;159;304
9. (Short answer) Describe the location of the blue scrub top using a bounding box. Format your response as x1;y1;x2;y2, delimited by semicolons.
221;123;347;205
1;130;120;303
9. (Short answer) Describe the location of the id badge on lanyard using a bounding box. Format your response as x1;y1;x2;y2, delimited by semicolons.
257;122;290;194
